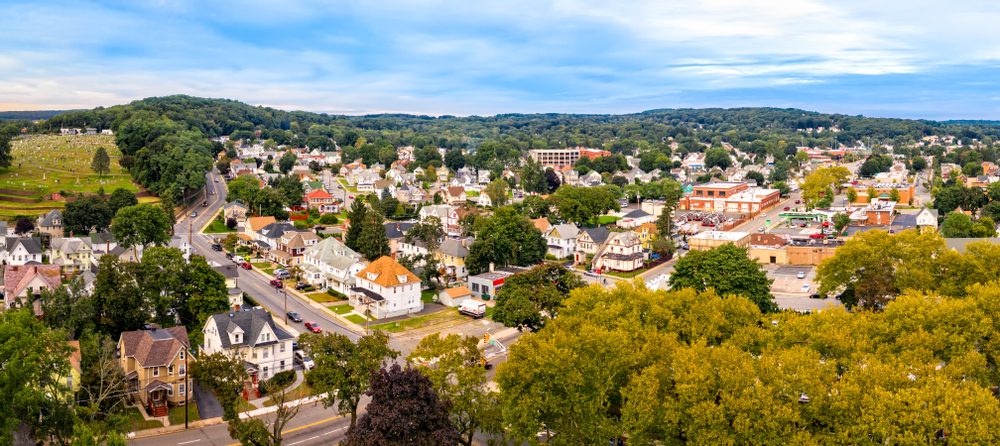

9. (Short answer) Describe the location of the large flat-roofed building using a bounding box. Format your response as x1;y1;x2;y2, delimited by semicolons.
680;181;781;213
688;231;751;251
527;148;613;170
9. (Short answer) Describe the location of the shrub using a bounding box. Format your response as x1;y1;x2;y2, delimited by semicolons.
327;289;347;300
545;254;557;260
293;220;308;230
319;213;339;225
243;292;258;306
226;217;237;229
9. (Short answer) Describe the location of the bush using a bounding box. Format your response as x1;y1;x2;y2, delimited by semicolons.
319;213;339;225
293;220;308;230
243;292;258;306
545;254;557;260
327;289;347;300
308;208;320;220
226;217;237;229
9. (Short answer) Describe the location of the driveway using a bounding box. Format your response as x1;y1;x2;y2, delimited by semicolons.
192;381;223;420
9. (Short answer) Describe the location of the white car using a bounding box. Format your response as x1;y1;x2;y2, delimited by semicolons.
295;351;314;370
797;272;806;279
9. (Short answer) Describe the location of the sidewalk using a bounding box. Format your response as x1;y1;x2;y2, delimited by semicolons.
248;370;305;406
251;265;368;334
128;416;225;439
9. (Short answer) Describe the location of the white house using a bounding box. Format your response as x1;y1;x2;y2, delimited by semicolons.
201;308;296;384
544;224;579;259
617;209;655;229
916;207;939;229
349;256;423;319
592;231;644;273
7;237;43;265
301;237;365;295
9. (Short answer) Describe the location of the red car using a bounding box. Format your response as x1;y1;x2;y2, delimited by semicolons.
795;200;801;204
810;233;825;239
348;195;354;199
783;206;790;211
270;279;284;288
240;262;252;270
304;322;322;333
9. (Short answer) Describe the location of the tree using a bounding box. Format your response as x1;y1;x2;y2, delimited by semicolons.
444;149;467;171
14;216;34;235
379;196;401;218
866;185;877;203
465;207;547;275
380;186;391;201
668;243;777;313
278;150;297;174
773;181;791;197
39;277;94;340
271;175;305;208
493;263;585;331
972;216;998;238
301;330;399;429
746;170;765;185
159;189;177;226
356;209;390;261
912;156;927;171
704;146;731;169
484;180;510;207
342;364;461;446
63;195;113;235
319;213;339;225
519;157;547;194
832;212;851;234
91;146;111;177
107;188;138;215
402;217;446;287
191;351;300;446
408;334;504;446
942;211;975;238
846;187;858;204
226;217;237;230
652;182;684;236
801;167;850;205
344;199;367;251
794;149;810;167
1;308;75;445
544;168;561;193
90;255;146;335
889;187;901;203
111;204;172;249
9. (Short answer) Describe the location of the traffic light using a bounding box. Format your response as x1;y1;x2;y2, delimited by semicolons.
484;333;491;342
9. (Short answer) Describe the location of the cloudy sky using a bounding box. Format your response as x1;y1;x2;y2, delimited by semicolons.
2;0;999;119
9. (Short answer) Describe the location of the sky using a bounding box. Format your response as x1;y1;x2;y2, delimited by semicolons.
2;0;1000;119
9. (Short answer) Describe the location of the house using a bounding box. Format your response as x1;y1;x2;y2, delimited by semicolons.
468;266;527;299
437;167;450;182
3;264;61;314
916;207;939;229
632;223;658;250
373;180;396;197
384;222;414;256
87;232;118;259
201;308;295;396
49;237;93;274
544;224;579;259
168;236;193;260
401;237;474;281
302;180;324;194
223;201;248;225
439;286;474;307
256;222;299;251
419;205;454;227
118;326;194;417
591;232;644;273
268;230;321;267
212;264;243;310
574;227;611;265
356;172;380;192
445;207;474;237
7;237;43;265
395;184;424;205
478;193;493;207
618;209;654;229
305;190;336;214
301;237;365;295
349;256;423;319
60;341;82;395
244;216;276;241
37;210;63;236
531;218;551;233
445;187;468;205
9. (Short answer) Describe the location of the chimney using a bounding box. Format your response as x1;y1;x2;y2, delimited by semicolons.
489;262;495;272
462;239;466;247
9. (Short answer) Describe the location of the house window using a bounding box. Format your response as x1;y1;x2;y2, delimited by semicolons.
152;367;159;377
168;366;174;376
280;342;286;352
263;366;269;378
179;383;186;396
168;385;173;397
179;365;186;376
235;334;240;343
263;348;268;359
280;360;286;371
180;350;185;361
67;375;72;387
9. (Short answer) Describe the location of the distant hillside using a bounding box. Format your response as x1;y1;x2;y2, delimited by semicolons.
0;110;81;120
944;120;1000;127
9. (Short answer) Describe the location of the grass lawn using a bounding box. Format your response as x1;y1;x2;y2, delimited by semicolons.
466;191;480;197
307;292;334;303
593;216;622;225
421;289;438;304
125;407;163;431
369;308;464;333
263;381;316;407
345;314;368;324
328;304;353;314
204;218;237;233
602;269;647;279
169;403;200;425
237;399;257;412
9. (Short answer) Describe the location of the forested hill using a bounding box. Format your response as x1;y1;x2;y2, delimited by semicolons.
9;95;1000;152
0;110;80;121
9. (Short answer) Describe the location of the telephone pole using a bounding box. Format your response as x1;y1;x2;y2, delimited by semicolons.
184;348;189;429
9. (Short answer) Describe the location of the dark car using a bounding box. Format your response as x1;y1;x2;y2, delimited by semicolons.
294;282;309;290
783;206;790;211
795;200;801;204
304;321;322;333
225;252;234;259
809;293;822;299
286;311;303;322
313;225;325;230
202;201;208;207
211;244;223;251
270;279;284;288
240;262;252;270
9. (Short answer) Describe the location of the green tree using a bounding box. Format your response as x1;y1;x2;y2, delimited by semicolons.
158;189;177;226
794;149;810;167
278;150;297;174
832;212;851;234
972;217;998;238
889;187;902;203
91;146;111;177
356;210;390;261
668;243;777;313
107;188;138;215
866;185;877;203
91;255;146;335
39;277;94;340
63;195;113;236
912;156;927;171
703;146;731;169
484;180;510;207
401;217;446;287
271;175;305;208
408;334;504;446
111;204;172;249
846;186;858;204
344;199;368;252
942;211;974;238
444;149;466;171
300;330;399;428
493;263;585;331
465;207;547;275
519;157;547;194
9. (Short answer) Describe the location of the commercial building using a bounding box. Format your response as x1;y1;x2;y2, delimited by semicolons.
680;182;780;214
527;148;612;170
688;231;751;251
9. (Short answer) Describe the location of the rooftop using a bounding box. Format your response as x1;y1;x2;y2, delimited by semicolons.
690;231;750;241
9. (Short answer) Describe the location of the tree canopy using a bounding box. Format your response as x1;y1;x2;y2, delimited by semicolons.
668;243;777;313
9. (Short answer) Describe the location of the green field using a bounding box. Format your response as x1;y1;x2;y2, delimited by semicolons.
327;304;353;314
0;134;148;217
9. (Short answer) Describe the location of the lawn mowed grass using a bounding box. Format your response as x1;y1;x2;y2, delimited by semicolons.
345;314;369;324
306;292;334;303
369;308;463;333
328;304;353;314
421;289;438;304
263;380;316;407
204;217;237;233
125;407;163;431
169;403;200;425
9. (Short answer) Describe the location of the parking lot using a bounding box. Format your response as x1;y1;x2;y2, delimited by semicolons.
674;210;744;234
765;265;817;294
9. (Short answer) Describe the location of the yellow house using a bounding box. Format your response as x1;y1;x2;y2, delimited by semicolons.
48;237;93;274
119;327;195;418
436;238;472;280
632;223;658;250
62;340;82;395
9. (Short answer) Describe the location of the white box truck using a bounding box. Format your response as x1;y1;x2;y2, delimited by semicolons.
459;301;487;318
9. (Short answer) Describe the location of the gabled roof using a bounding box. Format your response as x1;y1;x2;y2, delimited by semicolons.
446;186;466;197
581;227;610;244
531;218;550;232
280;231;321;249
246;216;276;232
623;209;651;219
8;237;42;254
224;201;247;210
213;264;240;279
305;189;334;199
119;326;191;368
3;264;60;298
356;256;420;288
305;237;362;270
260;222;298;239
207;308;294;350
383;222;414;240
51;237;91;254
445;286;472;298
547;224;579;240
439;238;472;258
39;210;62;227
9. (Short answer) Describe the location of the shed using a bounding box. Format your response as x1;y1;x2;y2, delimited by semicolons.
439;286;473;307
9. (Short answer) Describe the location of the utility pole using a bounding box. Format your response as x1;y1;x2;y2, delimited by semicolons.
184;347;189;429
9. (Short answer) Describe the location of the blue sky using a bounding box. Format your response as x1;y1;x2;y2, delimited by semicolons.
2;0;1000;119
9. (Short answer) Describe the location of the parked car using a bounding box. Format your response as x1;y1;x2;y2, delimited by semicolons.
274;270;290;279
809;293;822;299
313;225;325;230
348;195;354;199
190;211;197;217
225;252;234;259
795;200;801;204
286;311;303;322
211;244;223;251
809;233;825;239
295;351;315;370
783;206;790;211
233;255;245;264
294;282;309;290
214;179;219;182
797;272;806;279
270;279;284;288
240;262;252;270
303;321;322;333
758;226;765;232
799;223;808;227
